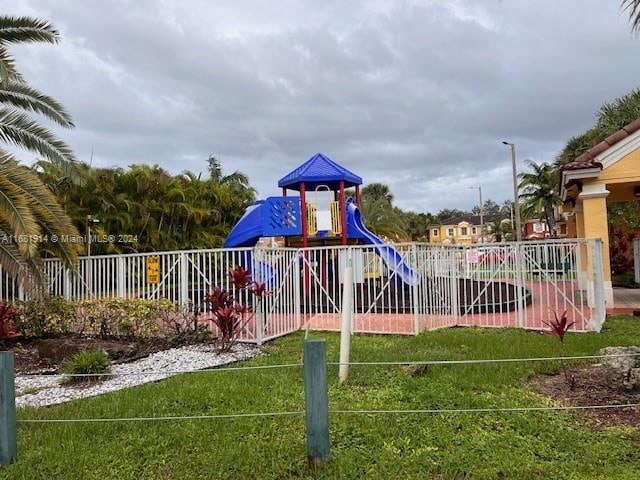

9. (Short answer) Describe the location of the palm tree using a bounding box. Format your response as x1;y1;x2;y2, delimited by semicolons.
0;17;77;169
0;16;81;289
488;219;512;242
360;196;409;242
0;151;81;289
622;0;640;32
518;161;563;237
361;183;393;204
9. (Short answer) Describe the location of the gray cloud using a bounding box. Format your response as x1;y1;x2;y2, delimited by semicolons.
6;0;640;212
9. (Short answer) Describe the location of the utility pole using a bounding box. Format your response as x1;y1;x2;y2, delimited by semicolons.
469;186;483;243
502;142;522;242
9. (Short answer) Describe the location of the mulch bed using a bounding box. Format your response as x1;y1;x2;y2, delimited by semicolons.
6;336;178;374
532;364;639;430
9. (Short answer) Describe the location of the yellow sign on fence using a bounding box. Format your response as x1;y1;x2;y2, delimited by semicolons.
146;256;160;284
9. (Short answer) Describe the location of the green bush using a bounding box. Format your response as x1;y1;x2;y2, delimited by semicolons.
14;296;76;337
613;271;639;288
61;349;111;383
14;297;179;338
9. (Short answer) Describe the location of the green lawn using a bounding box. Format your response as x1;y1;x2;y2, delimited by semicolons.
4;317;640;480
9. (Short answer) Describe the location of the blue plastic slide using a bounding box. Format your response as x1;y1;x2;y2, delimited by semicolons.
225;197;420;286
345;199;421;286
224;202;265;248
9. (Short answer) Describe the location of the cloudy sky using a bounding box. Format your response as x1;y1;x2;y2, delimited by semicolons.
6;0;640;212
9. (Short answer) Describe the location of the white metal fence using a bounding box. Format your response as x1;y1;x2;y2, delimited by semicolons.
0;238;606;342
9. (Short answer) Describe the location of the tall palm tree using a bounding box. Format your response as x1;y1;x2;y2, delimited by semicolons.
0;17;77;169
360;196;409;242
0;16;81;290
361;183;393;204
518;161;563;237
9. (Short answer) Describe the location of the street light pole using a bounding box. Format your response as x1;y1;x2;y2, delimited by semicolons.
85;215;100;257
468;186;483;243
502;141;522;242
85;215;91;257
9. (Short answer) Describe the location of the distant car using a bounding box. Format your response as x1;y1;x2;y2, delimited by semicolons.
467;246;515;265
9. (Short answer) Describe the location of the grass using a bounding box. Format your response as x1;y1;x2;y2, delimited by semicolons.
4;316;640;479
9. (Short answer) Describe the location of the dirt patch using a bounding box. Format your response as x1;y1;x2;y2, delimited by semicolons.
532;364;639;429
7;336;180;374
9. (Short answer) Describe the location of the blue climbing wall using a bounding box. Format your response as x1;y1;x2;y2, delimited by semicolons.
261;196;302;237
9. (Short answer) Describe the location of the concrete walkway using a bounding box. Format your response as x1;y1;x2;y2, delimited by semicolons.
609;287;640;314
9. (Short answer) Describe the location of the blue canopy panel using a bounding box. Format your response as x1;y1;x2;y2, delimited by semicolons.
278;153;363;191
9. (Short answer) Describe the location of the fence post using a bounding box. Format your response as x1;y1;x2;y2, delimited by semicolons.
339;251;353;383
449;249;460;321
411;244;421;335
254;248;264;345
0;351;17;465
117;256;125;298
63;266;72;300
592;239;606;332
514;242;525;327
634;238;640;285
179;252;189;306
303;339;330;468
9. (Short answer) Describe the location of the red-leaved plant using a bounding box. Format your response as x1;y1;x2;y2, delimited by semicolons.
0;302;21;340
205;266;271;353
543;310;575;388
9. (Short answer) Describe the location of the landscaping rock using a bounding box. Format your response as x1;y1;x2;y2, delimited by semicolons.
599;346;640;391
36;338;138;363
17;343;259;407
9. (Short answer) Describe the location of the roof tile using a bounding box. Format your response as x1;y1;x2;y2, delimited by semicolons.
561;116;640;172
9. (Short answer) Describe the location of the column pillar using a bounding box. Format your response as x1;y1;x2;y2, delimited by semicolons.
574;205;587;290
580;183;613;306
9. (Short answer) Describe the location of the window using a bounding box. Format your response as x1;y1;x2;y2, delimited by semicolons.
533;222;545;233
472;227;477;235
447;228;455;237
432;228;439;236
461;227;468;236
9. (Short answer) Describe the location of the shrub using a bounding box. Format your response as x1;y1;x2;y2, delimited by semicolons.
161;303;211;344
205;266;270;353
543;310;576;389
61;349;111;383
0;302;20;339
14;296;75;337
14;297;178;338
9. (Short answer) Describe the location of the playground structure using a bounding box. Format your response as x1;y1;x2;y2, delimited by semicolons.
0;153;607;341
217;153;605;337
224;153;420;286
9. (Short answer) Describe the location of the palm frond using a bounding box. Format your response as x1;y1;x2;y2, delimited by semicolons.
0;165;40;254
0;81;74;127
0;16;59;45
0;108;77;167
623;0;640;32
0;224;44;295
1;153;81;267
0;45;22;83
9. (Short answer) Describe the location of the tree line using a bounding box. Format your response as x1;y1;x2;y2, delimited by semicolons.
36;157;256;255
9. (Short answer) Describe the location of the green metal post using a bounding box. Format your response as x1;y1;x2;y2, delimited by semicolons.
303;339;329;467
0;351;17;465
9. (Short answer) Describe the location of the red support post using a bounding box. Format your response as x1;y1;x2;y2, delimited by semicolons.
282;187;287;197
355;185;360;207
339;181;347;245
300;182;310;295
300;183;308;248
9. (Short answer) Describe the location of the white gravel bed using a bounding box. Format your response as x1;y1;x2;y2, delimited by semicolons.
15;343;259;408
